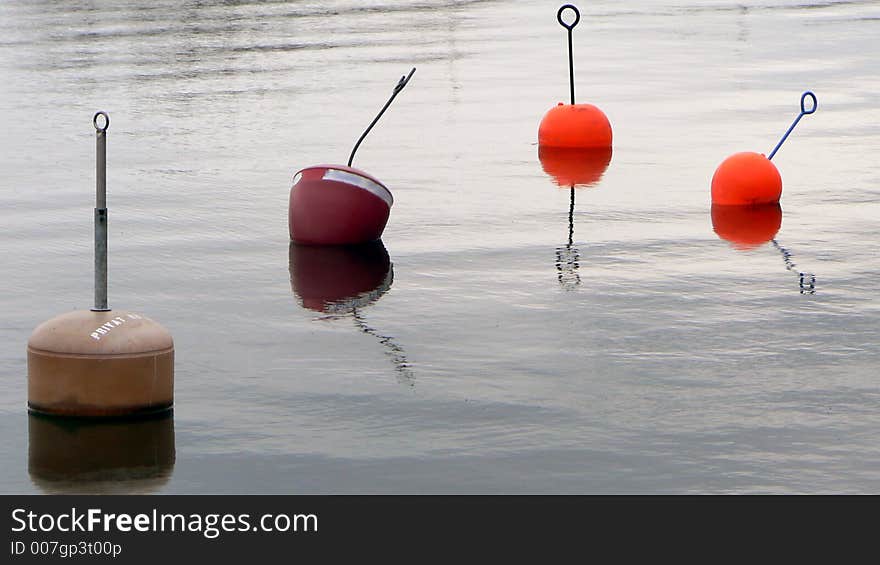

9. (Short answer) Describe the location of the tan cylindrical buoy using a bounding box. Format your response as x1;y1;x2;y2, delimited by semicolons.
29;412;175;494
26;112;174;418
28;310;174;417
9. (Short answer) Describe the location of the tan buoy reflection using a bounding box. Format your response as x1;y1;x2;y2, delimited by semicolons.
289;241;413;384
539;147;611;290
28;412;175;494
711;203;816;294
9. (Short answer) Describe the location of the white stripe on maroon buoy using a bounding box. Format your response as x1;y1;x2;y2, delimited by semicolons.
323;168;393;208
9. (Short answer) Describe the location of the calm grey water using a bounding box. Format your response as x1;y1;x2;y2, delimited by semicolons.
1;0;878;494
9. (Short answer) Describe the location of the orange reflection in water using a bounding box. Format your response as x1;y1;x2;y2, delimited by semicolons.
711;203;782;250
538;146;612;188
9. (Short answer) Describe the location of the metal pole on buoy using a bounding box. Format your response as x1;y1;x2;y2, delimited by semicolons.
93;111;110;312
27;112;175;418
348;67;416;167
558;4;580;105
768;91;817;160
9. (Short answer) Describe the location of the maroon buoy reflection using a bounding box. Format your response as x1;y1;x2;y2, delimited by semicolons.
288;240;412;383
289;240;392;314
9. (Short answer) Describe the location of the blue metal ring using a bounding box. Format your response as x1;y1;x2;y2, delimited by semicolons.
800;91;817;114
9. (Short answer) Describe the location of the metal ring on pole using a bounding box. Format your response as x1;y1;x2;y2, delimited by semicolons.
557;4;580;30
93;111;110;132
800;91;817;114
768;90;818;160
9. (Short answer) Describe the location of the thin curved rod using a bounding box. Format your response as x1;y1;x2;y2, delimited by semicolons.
348;68;416;167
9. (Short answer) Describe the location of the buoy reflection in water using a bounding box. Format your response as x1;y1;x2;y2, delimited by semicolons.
288;241;413;384
555;188;581;290
289;240;392;315
538;146;612;189
28;412;175;494
710;203;816;294
538;147;611;290
711;203;782;251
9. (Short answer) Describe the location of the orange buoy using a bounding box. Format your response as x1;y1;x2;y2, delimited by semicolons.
711;152;782;206
538;5;612;150
539;103;612;149
538;145;612;187
27;112;174;418
711;91;817;206
711;203;782;250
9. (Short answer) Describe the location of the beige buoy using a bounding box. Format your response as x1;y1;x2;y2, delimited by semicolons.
28;413;175;494
26;112;174;418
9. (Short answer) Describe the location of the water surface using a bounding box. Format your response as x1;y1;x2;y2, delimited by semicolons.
1;0;878;494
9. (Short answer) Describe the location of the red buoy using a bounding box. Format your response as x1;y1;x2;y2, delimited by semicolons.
711;152;782;206
538;145;612;187
289;68;415;246
289;165;392;246
711;203;782;250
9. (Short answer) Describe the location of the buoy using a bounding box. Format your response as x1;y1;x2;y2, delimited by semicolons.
28;412;175;493
711;203;782;250
711;91;816;205
289;165;393;246
289;68;416;245
711;152;782;206
289;240;392;314
27;112;174;418
538;145;612;187
538;5;612;149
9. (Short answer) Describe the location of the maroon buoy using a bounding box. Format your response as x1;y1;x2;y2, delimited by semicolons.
289;68;415;245
289;165;393;246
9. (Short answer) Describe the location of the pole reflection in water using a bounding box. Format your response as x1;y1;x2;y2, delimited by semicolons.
288;241;413;384
556;188;581;290
538;146;612;290
711;203;816;294
771;239;816;295
28;412;175;494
